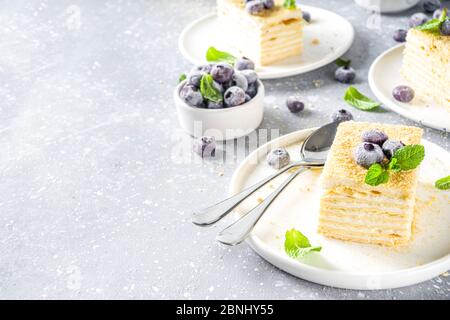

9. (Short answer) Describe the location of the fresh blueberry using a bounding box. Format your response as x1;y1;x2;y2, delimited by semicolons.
433;8;443;19
212;80;224;93
286;96;305;113
246;0;265;15
231;72;248;91
331;109;353;122
207;100;224;109
334;66;356;84
191;63;214;74
245;94;252;102
193;136;216;158
422;0;441;13
187;70;205;88
211;63;234;84
267;148;290;170
246;82;258;98
440;19;450;36
262;0;275;9
180;84;204;107
235;57;255;71
361;129;389;146
302;11;311;23
393;29;408;42
392;85;415;103
382;140;405;159
354;143;385;168
240;70;258;85
224;86;246;107
408;13;429;28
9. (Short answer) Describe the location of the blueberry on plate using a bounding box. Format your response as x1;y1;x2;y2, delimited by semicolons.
193;136;216;158
224;86;246;107
232;72;249;91
302;11;311;23
245;0;265;15
382;140;405;159
422;0;441;13
335;66;356;84
408;12;429;28
211;63;234;84
240;70;258;85
440;19;450;36
286;96;305;113
267;148;290;170
262;0;275;9
207;100;224;109
362;129;388;146
392;85;415;103
235;57;255;71
180;84;204;107
354;142;385;168
331;109;353;122
393;29;408;42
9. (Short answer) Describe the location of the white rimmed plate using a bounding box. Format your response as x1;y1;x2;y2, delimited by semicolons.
369;44;450;132
229;127;450;290
179;6;354;79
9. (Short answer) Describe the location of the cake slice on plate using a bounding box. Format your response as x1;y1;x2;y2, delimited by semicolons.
401;26;450;108
318;121;423;246
217;0;304;65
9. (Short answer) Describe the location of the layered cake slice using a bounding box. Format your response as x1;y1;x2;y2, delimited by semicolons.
401;28;450;108
318;122;424;246
217;0;303;65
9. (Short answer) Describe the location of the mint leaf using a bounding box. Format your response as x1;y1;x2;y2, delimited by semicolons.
393;145;425;171
284;229;321;259
416;8;448;33
344;86;381;111
179;73;187;83
435;175;450;190
206;47;236;65
200;74;223;103
335;58;351;68
365;163;390;186
283;0;297;9
388;157;401;172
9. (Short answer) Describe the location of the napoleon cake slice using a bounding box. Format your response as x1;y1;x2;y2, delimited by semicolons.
318;121;423;246
217;0;303;65
401;28;450;108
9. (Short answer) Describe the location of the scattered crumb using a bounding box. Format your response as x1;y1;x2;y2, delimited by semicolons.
311;38;320;45
257;198;264;204
217;171;224;176
313;80;323;88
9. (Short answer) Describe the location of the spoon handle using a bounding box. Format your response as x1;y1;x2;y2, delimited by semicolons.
216;167;308;246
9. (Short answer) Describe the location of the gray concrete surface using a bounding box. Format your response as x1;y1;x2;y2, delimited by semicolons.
0;0;448;299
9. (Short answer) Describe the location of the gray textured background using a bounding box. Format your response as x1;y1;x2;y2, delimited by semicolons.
0;0;448;299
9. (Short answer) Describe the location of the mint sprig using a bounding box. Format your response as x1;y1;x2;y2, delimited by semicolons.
200;74;223;103
179;73;187;83
283;0;297;10
344;86;381;111
284;229;321;259
435;175;450;190
364;144;425;186
206;47;236;65
335;58;351;68
416;8;448;34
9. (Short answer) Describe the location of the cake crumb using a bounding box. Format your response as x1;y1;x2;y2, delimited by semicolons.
313;80;323;88
311;38;320;45
441;272;449;277
257;198;264;204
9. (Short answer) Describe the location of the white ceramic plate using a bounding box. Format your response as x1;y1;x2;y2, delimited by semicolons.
369;44;450;132
229;128;450;290
179;6;354;79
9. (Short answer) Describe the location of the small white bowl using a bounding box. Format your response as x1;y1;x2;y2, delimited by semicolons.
354;0;420;13
174;80;265;141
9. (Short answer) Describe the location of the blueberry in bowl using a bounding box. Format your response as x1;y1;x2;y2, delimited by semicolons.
174;55;265;141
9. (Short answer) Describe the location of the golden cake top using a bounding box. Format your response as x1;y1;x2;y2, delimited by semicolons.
219;0;302;25
407;28;450;53
320;121;423;196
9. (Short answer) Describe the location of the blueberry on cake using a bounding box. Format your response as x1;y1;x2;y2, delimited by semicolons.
318;122;424;246
217;0;304;65
401;10;450;108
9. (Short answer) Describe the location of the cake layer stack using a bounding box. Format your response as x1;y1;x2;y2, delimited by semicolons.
401;28;450;109
318;122;423;246
217;0;303;65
